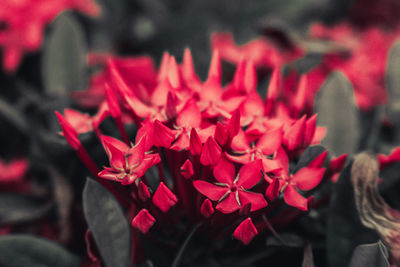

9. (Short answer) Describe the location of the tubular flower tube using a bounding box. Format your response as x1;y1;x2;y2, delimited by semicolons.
57;42;334;254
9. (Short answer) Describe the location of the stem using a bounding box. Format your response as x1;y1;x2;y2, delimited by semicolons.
171;223;201;267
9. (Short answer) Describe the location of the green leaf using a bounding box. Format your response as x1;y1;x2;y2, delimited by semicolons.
315;71;360;156
0;234;80;267
349;241;390;267
83;178;131;267
386;40;400;129
0;193;53;226
327;162;378;267
42;11;87;96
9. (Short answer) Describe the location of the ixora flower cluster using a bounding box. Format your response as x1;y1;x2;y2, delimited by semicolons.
56;47;346;246
0;0;99;72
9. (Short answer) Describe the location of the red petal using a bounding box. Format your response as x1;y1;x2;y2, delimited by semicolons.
131;209;155;234
239;191;268;212
101;135;128;170
158;52;170;81
63;109;92;134
190;128;202;156
153;120;175;148
213;156;236;184
237;159;263;189
138;181;151;201
292;75;307;116
309;150;328;168
214;122;228;147
233;59;246;91
330;154;348;172
206;50;221;84
291;167;325;191
200;137;222;166
304;114;317;146
228;110;241;139
170;130;190;151
225;152;252;165
233;218;258;245
0;159;28;182
104;83;122;120
165;92;178;119
261;158;282;174
266;67;281;101
216;193;240;213
152;182;178;212
283;185;308;211
180;159;194;179
167;56;181;88
134;153;161;178
182;48;200;86
98;168;122;182
177;100;202;128
231;130;251;152
265;178;280;201
200;199;214;218
256;128;282;156
311;127;326;145
193;180;228;201
275;146;289;171
244;61;256;93
283;116;306;151
126;137;146;167
55;111;81;150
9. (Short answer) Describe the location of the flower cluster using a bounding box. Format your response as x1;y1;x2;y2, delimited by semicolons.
57;43;347;248
0;0;99;72
308;23;400;111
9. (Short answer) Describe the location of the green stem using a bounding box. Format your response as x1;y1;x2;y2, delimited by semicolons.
171;223;201;267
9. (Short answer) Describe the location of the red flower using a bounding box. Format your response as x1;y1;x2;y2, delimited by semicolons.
98;135;160;185
309;23;395;110
0;0;99;72
227;128;282;169
378;147;400;170
211;32;302;68
0;158;28;183
194;158;267;214
266;148;325;211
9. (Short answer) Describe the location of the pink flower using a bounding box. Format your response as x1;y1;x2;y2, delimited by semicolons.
0;0;99;72
194;158;267;214
98;135;160;185
0;158;28;183
266;148;325;211
211;32;302;68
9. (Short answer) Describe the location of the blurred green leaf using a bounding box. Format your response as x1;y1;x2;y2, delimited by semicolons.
42;11;87;96
386;40;400;130
0;235;80;267
0;98;29;133
315;71;360;156
327;162;378;267
0;193;52;226
83;178;131;267
349;241;390;267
